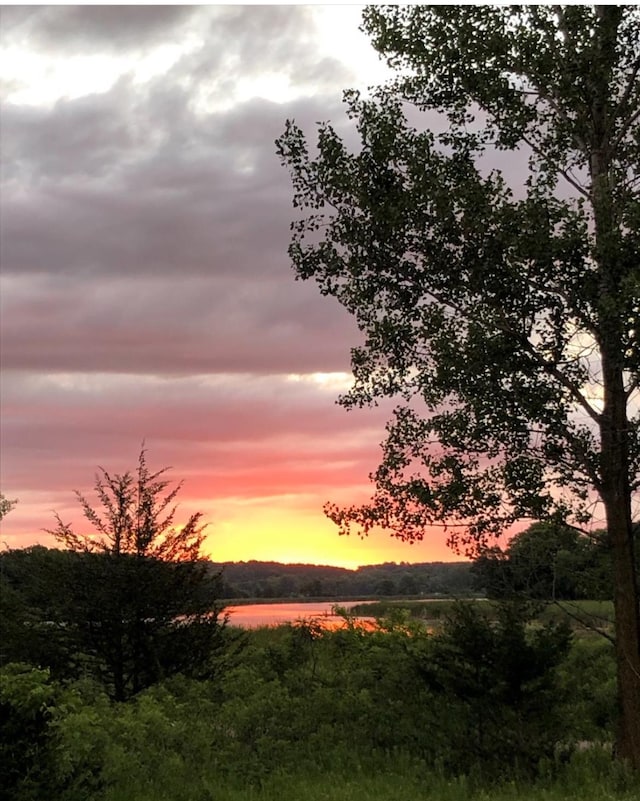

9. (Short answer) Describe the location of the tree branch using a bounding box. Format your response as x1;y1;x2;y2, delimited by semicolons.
521;133;590;197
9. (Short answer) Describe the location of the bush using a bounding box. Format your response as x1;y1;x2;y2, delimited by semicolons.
0;664;63;801
415;601;574;778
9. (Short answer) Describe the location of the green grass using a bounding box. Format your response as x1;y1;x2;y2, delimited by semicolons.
350;599;615;632
100;755;638;801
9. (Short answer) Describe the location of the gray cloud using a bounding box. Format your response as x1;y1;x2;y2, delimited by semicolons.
1;45;357;376
0;5;199;53
0;5;426;564
1;69;349;280
0;270;359;375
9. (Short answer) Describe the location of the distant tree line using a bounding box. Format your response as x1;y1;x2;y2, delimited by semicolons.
216;559;475;599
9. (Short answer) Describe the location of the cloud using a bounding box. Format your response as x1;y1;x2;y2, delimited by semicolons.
0;368;392;555
1;71;357;378
0;6;455;566
0;5;199;54
1;83;347;283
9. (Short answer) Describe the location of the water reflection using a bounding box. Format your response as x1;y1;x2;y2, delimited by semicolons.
226;600;375;629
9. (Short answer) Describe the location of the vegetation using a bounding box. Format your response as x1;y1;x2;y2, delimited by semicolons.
470;521;640;602
1;491;633;798
1;451;226;701
217;558;475;599
277;5;640;765
0;493;18;521
2;480;636;798
350;598;617;634
2;602;636;801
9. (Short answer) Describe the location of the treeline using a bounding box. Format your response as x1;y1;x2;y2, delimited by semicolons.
471;522;639;601
216;559;474;599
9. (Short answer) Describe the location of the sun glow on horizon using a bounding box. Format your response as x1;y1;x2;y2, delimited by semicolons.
197;497;462;569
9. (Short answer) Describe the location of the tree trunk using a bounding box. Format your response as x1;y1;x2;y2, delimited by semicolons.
591;9;640;766
600;365;640;769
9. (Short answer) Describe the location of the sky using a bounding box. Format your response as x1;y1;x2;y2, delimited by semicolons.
0;3;468;568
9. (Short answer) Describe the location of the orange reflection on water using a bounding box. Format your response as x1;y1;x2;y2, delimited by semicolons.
226;600;376;630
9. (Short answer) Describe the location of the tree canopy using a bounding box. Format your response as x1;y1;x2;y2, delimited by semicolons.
277;5;640;767
38;449;225;700
470;521;623;601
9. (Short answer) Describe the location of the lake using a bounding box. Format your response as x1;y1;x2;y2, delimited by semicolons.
225;600;375;628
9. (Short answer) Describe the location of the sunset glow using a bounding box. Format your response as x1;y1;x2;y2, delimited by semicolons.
0;5;460;567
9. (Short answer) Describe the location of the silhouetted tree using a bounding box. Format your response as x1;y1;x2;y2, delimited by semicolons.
278;6;640;765
45;449;225;700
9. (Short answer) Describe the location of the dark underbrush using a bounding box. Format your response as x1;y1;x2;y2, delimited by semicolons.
1;602;633;801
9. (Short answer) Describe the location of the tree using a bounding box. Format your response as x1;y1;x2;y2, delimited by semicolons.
277;6;640;766
0;547;83;676
46;449;225;700
508;523;592;599
472;522;598;600
419;602;573;777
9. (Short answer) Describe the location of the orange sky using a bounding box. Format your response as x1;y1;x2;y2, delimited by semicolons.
0;7;471;568
0;435;463;568
199;497;461;568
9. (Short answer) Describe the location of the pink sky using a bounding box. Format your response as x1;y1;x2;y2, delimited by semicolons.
0;6;466;567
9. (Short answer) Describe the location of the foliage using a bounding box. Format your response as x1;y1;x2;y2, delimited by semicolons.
471;522;623;601
0;664;61;801
416;601;573;776
47;448;206;560
0;547;86;678
277;5;640;764
472;522;640;605
30;449;227;700
557;637;617;743
0;612;630;801
0;493;18;521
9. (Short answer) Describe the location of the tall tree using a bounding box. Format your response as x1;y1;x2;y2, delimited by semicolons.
47;449;224;700
277;6;640;766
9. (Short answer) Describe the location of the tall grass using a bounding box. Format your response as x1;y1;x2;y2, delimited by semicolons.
100;752;638;801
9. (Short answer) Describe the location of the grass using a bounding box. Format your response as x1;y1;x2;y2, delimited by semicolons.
350;598;615;632
101;755;639;801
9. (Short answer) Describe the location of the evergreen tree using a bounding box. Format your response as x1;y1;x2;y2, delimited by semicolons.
46;449;224;700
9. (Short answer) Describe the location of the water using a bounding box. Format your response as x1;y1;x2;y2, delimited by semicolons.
225;600;374;628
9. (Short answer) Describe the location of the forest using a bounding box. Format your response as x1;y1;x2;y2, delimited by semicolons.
217;558;475;599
